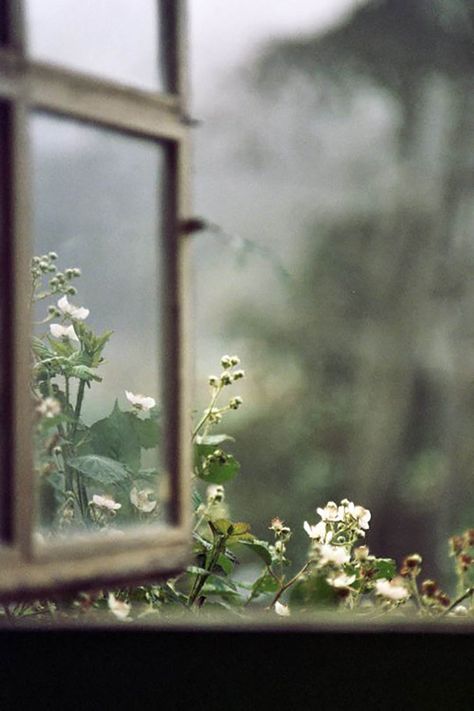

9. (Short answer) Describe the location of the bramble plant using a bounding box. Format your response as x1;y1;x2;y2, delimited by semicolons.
1;254;472;622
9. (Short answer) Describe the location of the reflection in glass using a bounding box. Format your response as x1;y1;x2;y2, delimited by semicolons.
26;0;166;92
30;112;168;540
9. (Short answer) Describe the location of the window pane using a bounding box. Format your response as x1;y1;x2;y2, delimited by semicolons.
30;113;170;541
26;0;167;93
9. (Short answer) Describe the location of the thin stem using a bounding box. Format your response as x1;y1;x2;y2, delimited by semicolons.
267;561;312;609
192;386;223;441
441;587;473;617
188;537;224;607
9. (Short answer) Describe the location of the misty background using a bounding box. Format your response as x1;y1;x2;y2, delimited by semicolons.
27;0;474;582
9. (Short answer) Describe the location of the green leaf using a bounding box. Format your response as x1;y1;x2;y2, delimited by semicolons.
237;539;273;566
67;454;129;485
250;573;279;599
372;558;397;581
217;553;234;576
194;445;240;484
290;573;338;608
133;416;160;449
69;364;102;382
81;400;158;472
192;489;203;511
209;518;234;536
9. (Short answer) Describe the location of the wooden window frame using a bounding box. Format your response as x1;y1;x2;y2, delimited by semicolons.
0;0;192;600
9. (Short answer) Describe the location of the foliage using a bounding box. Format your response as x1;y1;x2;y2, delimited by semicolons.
1;254;473;623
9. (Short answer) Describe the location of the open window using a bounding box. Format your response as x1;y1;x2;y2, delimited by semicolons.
0;0;192;599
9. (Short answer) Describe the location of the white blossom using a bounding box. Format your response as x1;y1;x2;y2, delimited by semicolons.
36;396;61;418
317;501;342;522
274;601;290;616
125;390;156;412
327;572;356;589
50;323;79;343
57;295;89;320
108;593;131;620
304;520;330;542
130;487;157;513
317;544;351;566
374;579;410;602
90;494;121;512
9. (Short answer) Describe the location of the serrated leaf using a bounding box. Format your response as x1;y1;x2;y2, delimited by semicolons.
67;454;129;485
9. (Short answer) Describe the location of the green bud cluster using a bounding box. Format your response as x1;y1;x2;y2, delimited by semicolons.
206;448;228;465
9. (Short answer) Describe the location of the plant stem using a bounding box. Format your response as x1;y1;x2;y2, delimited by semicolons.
441;587;473;617
192;386;223;441
267;561;311;609
188;537;225;607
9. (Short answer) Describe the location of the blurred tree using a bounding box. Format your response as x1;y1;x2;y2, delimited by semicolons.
224;0;474;581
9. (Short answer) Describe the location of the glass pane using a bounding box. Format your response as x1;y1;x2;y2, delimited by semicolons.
30;113;169;541
26;0;167;93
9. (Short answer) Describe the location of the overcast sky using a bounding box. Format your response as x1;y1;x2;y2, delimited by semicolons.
189;0;363;107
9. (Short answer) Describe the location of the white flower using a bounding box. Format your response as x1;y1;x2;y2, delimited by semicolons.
317;544;351;566
274;601;290;616
374;579;410;602
316;501;342;522
108;593;131;620
353;505;371;530
125;390;156;411
340;501;371;530
327;572;356;589
130;487;157;513
50;323;79;343
304;520;330;542
36;396;61;418
90;494;121;511
57;295;89;320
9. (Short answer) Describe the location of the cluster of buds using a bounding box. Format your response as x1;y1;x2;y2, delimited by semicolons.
269;517;292;565
449;529;473;574
420;579;451;609
208;355;245;389
400;553;423;578
32;253;82;300
205;448;228;466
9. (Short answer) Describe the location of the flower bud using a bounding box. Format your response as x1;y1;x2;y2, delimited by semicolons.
220;372;233;386
72;268;81;277
48;252;58;261
232;369;245;380
354;545;369;561
220;355;232;369
67;286;77;295
421;579;438;597
230;355;240;366
229;396;243;410
208;375;219;387
39;260;49;272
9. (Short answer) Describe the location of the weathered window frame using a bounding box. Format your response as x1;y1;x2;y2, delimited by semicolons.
0;0;192;599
